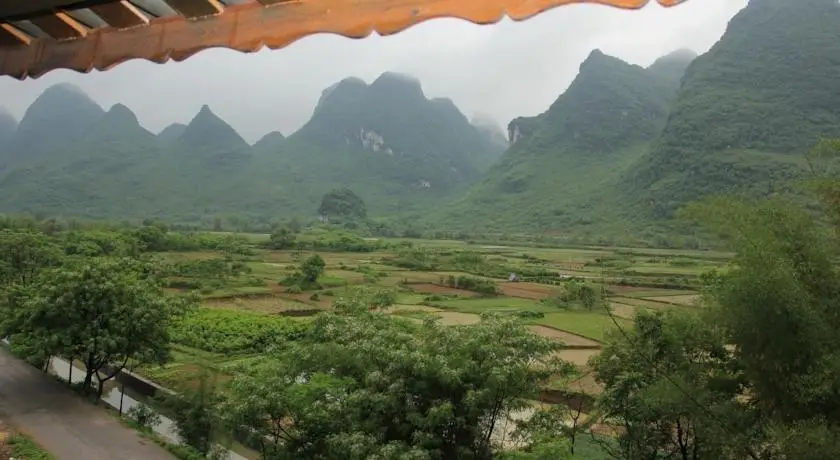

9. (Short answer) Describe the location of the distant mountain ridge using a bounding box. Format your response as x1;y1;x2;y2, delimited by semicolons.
0;72;504;221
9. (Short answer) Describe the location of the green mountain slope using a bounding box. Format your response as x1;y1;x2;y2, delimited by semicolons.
7;84;106;163
435;49;691;233
246;72;505;215
624;0;840;218
0;71;501;221
0;103;166;216
157;123;187;144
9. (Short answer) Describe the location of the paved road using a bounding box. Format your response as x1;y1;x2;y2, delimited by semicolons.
0;348;174;460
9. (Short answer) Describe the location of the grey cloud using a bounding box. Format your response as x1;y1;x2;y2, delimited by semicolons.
0;0;747;144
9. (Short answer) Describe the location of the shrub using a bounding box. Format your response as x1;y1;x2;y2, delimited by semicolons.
127;404;161;430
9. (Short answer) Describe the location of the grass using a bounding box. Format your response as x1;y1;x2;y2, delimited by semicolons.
534;311;630;342
151;233;728;400
8;433;54;460
430;297;551;314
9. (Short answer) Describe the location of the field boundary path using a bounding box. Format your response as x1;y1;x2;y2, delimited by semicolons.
0;348;174;460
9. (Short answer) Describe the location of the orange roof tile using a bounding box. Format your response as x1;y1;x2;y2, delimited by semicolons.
0;0;687;79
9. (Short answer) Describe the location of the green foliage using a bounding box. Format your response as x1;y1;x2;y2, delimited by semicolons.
280;254;327;290
0;229;62;287
442;275;498;295
294;227;384;252
267;227;296;250
63;230;142;257
1;257;195;396
333;285;397;314
592;310;750;459
223;312;566;459
559;280;604;311
0;74;502;222
169;309;308;355
8;433;55;460
625;0;840;219
697;198;840;423
434;49;690;236
164;371;225;455
127;403;162;430
318;188;367;220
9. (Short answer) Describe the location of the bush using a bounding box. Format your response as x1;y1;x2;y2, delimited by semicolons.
127;404;161;430
443;275;499;295
286;285;302;294
309;293;320;301
515;310;545;319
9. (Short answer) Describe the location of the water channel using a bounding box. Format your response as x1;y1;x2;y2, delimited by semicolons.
45;354;251;460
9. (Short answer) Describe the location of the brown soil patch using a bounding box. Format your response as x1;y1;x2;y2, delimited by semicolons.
554;349;600;366
434;312;482;326
528;325;601;348
408;284;479;297
499;282;560;300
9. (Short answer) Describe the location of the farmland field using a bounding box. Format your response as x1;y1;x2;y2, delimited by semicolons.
140;232;724;404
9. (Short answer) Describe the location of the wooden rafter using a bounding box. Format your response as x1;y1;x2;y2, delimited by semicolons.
0;0;689;80
0;23;32;46
165;0;225;18
30;11;89;40
90;1;150;30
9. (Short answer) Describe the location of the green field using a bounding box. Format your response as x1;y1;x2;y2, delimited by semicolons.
139;233;723;397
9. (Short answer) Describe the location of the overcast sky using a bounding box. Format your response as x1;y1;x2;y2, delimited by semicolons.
0;0;748;144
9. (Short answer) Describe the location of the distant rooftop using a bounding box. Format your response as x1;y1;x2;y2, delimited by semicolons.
0;0;687;80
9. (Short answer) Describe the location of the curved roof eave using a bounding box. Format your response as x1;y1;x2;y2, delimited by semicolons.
0;0;688;80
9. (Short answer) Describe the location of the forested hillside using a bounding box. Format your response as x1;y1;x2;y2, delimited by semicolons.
622;0;840;218
434;49;693;235
0;72;502;222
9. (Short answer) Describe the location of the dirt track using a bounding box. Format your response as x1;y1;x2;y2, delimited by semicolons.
0;348;174;460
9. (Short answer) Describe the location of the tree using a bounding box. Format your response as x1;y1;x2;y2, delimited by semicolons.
685;197;840;424
300;254;325;285
288;217;302;234
268;227;296;250
0;229;62;288
591;310;752;460
1;257;195;396
318;188;367;221
224;311;568;459
134;224;168;252
333;286;396;314
166;370;225;455
222;362;350;459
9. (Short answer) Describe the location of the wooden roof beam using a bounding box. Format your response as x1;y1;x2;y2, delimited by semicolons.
30;12;89;40
91;1;150;29
0;22;33;46
164;0;225;18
